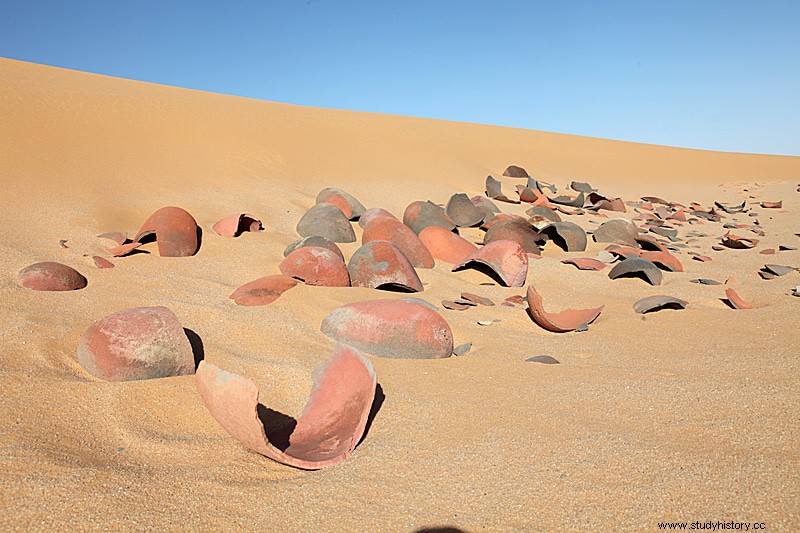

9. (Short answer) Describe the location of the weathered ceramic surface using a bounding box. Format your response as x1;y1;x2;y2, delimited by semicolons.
195;344;376;470
724;288;753;310
362;217;434;268
526;285;603;333
502;165;529;178
230;275;299;306
296;203;356;243
316;187;366;220
19;262;87;291
283;236;345;263
633;295;687;314
402;200;456;235
77;306;194;381
92;256;115;269
542;221;587;252
453;239;529;287
348;241;423;292
212;213;263;237
483;219;543;255
279;246;351;287
485;175;517;203
135;206;199;257
109;242;143;257
593;218;640;246
358;208;398;229
721;232;758;249
418;226;477;265
321;299;453;359
445;193;485;227
608;257;663;285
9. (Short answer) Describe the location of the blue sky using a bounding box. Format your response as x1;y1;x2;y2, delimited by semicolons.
2;0;798;155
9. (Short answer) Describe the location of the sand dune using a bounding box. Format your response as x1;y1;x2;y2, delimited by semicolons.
1;57;798;531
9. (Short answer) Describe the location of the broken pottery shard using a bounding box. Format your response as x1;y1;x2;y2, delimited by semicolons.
586;192;626;212
97;232;127;245
779;245;798;251
724;288;753;310
279;246;351;287
608;257;663;285
471;195;501;213
362;217;434;268
760;201;782;209
542;221;587;252
526;206;561;226
230;275;299;306
109;242;143;257
212;213;263;237
445;193;485;227
502;165;529;178
348;241;423;292
442;300;470;311
763;264;795;277
649;226;678;239
316;187;367;220
77;306;194;381
134;206;200;257
592;219;640;246
296;203;356;243
485;176;517;203
460;292;494;306
195;344;376;470
691;278;721;285
403;200;456;235
283;236;345;262
358;208;398;229
453;342;472;356
418;226;478;265
571;181;595;193
641;196;669;205
484;219;543;254
321;299;453;359
505;295;525;306
561;258;607;271
92;256;115;269
759;249;777;255
548;192;585;208
19;262;87;291
526;355;560;364
640;250;684;272
453;240;529;287
721;232;758;249
714;201;747;214
526;285;603;333
691;254;713;262
633;295;687;314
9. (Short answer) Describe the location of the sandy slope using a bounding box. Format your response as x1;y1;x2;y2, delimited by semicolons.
1;57;798;531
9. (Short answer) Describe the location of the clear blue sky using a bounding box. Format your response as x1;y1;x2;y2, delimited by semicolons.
2;0;799;155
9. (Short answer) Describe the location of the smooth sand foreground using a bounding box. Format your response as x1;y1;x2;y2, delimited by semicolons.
1;58;798;531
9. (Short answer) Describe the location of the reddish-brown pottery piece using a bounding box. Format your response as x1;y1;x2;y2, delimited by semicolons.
418;226;478;265
721;232;758;249
92;256;115;269
212;213;263;237
542;221;587;252
316;187;367;221
453;240;528;287
283;236;345;262
19;262;87;291
485;175;517;204
134;206;200;257
484;219;543;254
760;201;782;209
592;219;640;246
96;232;128;245
195;344;376;470
724;288;753;310
358;208;398;229
526;285;603;333
362;217;434;268
348;241;423;292
230;275;299;306
280;246;350;287
109;242;143;257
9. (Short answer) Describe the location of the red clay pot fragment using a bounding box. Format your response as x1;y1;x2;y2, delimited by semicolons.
92;256;115;269
283;236;345;263
453;240;528;287
195;344;376;470
77;306;194;381
296;203;356;243
403;200;456;235
230;275;299;306
358;208;398;229
280;246;350;287
418;226;477;265
484;219;543;254
316;188;367;221
321;299;454;359
460;292;494;306
109;242;143;257
760;201;782;209
561;258;607;271
526;285;603;333
592;219;640;246
135;206;199;257
348;241;423;292
721;232;758;249
212;213;263;237
724;288;752;310
362;217;434;268
19;262;87;291
445;193;485;227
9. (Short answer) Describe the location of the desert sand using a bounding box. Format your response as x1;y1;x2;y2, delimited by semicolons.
1;57;798;531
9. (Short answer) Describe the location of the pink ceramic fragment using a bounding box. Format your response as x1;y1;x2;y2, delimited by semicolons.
418;226;478;265
691;254;712;262
760;201;782;209
721;232;758;249
77;306;194;381
212;213;263;237
348;241;423;292
453;240;529;287
195;344;376;470
92;256;115;269
321;299;454;359
109;242;143;257
362;217;434;268
526;285;603;333
561;258;607;271
18;262;87;291
759;249;776;255
135;206;200;257
230;275;299;306
725;288;752;310
279;246;350;287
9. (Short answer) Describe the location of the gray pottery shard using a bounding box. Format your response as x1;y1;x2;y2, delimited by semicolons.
316;187;366;220
633;295;687;314
593;219;640;246
296;203;356;243
403;200;456;235
445;193;485;227
608;257;663;285
502;165;529;178
485;176;517;203
542;221;587;252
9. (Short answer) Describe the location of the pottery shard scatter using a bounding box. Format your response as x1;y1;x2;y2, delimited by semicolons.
296;203;356;243
77;306;195;381
316;187;367;221
321;299;454;359
348;240;423;292
453;240;529;287
195;344;376;470
18;262;87;291
526;285;603;333
230;275;299;306
212;213;263;237
279;246;350;287
445;193;485;227
633;295;687;314
362;217;434;268
135;206;200;257
607;257;663;285
418;226;478;265
403;200;456;235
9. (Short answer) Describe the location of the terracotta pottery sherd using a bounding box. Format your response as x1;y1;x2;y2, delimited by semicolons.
641;250;684;272
445;193;485;227
460;292;494;306
721;232;758;249
348;241;423;292
485;176;517;204
542;222;587;252
586;192;626;212
296;203;356;243
283;236;345;262
453;240;528;287
633;295;687;314
759;249;777;255
528;178;558;195
724;288;753;310
212;213;263;237
403;200;456;235
92;256;115;269
691;278;721;285
484;219;543;255
77;306;194;381
503;165;529;178
280;246;350;287
358;208;398;229
608;257;663;285
362;217;434;268
442;300;470;311
109;242;143;257
760;201;782;209
561;258;607;271
195;344;376;470
453;343;472;356
321;299;453;359
641;196;670;205
316;187;367;220
230;275;299;306
19;262;87;291
470;195;501;213
418;226;477;265
691;254;713;262
135;206;199;257
526;285;603;333
592;219;640;246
